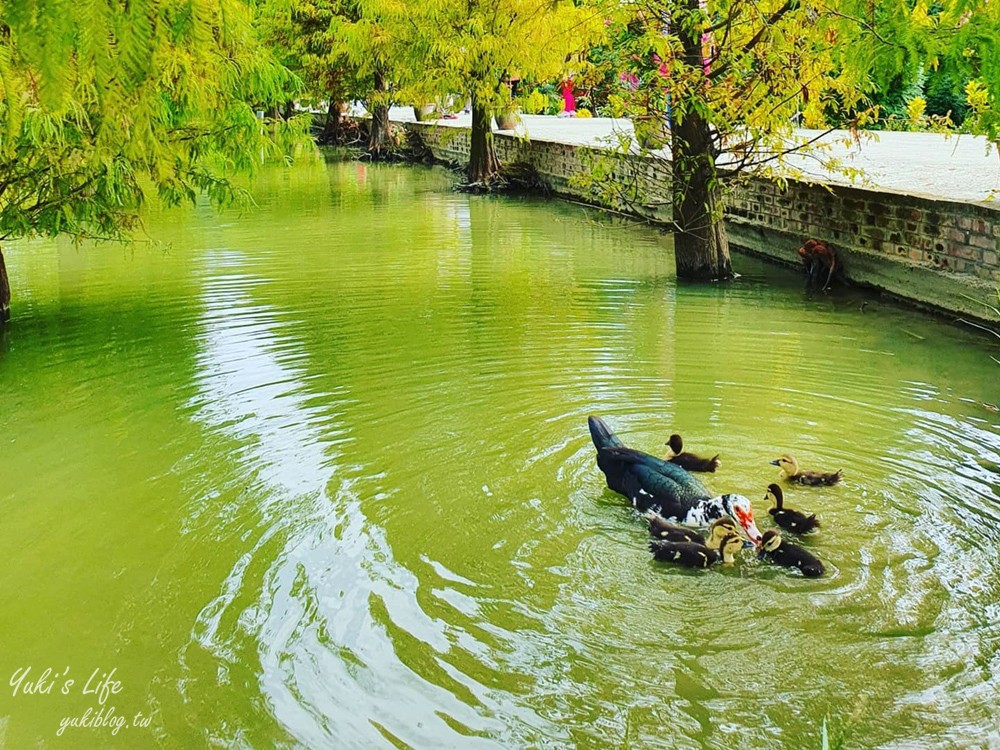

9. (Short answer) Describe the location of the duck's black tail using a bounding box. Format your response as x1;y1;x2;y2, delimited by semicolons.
588;415;624;451
589;416;628;495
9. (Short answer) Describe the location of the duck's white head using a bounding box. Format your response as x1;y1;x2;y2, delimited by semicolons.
720;493;762;544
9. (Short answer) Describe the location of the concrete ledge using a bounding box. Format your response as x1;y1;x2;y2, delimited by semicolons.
402;120;1000;325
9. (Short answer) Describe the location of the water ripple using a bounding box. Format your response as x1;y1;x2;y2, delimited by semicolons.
2;162;999;748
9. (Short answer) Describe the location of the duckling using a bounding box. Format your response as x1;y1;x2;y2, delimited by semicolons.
704;517;742;550
644;510;705;544
649;533;744;568
765;483;820;534
664;434;721;473
714;533;745;564
771;454;842;486
759;529;825;577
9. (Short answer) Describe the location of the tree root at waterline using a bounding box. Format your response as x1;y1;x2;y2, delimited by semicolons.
455;162;550;195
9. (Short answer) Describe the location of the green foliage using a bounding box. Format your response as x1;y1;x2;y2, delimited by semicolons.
0;0;305;244
523;89;550;114
866;69;927;124
392;0;602;114
257;0;364;109
924;68;969;124
524;83;566;115
260;0;445;148
593;0;1000;180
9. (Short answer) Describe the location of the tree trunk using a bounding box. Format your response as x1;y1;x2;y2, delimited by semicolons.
670;0;733;281
0;245;10;324
466;93;500;185
367;69;392;159
321;99;345;145
671;110;732;280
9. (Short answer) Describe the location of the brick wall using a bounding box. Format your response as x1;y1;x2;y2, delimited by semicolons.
406;121;1000;324
728;180;1000;284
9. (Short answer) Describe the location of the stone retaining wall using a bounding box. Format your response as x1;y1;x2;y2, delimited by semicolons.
406;121;1000;324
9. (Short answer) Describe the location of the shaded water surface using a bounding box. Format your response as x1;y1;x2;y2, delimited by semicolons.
1;159;998;749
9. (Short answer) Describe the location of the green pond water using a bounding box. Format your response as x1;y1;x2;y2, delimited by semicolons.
1;158;999;749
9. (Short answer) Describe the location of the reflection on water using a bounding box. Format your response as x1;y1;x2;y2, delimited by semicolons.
0;160;998;748
182;250;548;747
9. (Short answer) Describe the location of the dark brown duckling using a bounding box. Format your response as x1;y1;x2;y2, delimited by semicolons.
771;454;842;486
644;510;705;544
664;434;720;473
703;518;743;550
644;513;742;548
649;533;744;568
765;483;820;534
759;529;825;577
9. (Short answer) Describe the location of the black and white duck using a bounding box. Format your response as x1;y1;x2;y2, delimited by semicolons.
765;483;820;534
771;454;842;486
664;433;720;473
589;416;762;543
649;532;745;568
759;529;825;577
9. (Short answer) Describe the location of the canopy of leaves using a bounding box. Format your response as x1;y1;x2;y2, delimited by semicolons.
258;0;367;108
409;0;604;112
0;0;303;243
278;0;604;114
597;0;999;180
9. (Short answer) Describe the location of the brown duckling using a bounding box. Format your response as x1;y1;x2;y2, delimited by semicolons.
765;483;820;534
664;433;721;473
771;454;842;486
650;533;745;568
759;529;825;577
644;513;742;547
644;510;704;544
704;517;742;550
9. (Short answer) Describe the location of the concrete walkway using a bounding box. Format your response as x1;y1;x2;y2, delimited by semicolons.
388;107;1000;204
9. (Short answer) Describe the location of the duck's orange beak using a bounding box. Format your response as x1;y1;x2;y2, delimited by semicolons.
733;506;763;545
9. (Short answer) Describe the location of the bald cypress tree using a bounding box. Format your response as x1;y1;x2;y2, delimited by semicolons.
0;0;303;322
602;0;1000;280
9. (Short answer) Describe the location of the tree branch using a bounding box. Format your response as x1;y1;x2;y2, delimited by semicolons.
708;0;798;81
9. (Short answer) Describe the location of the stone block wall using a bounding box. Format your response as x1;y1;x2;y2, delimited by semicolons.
409;123;672;222
406;121;1000;324
728;179;1000;283
726;179;1000;322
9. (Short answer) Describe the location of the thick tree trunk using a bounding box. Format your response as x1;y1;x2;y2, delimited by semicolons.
466;93;500;185
670;0;733;281
0;245;10;324
367;70;392;159
671;110;732;280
